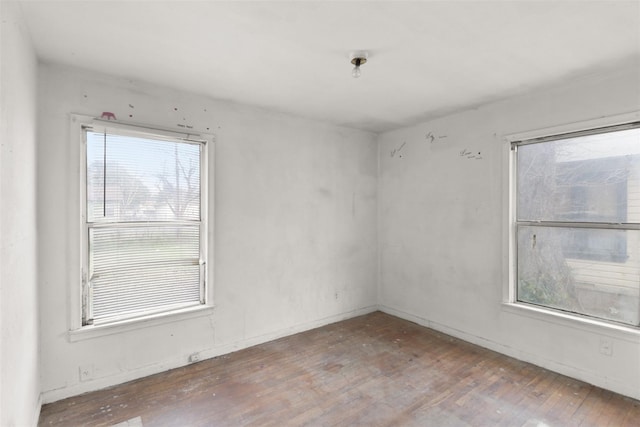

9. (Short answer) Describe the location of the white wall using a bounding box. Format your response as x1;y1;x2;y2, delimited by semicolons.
378;61;640;400
38;64;378;402
0;1;41;425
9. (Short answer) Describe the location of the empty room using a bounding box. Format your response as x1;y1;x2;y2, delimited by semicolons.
2;1;640;426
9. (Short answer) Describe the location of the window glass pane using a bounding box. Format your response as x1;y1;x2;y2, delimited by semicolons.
517;128;640;223
89;225;201;323
87;132;201;222
517;225;640;326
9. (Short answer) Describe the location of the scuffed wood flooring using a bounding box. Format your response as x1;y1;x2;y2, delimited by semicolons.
39;312;639;426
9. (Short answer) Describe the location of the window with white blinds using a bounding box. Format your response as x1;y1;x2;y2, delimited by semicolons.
82;124;207;325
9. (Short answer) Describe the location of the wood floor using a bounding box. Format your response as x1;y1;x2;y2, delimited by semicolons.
39;312;639;427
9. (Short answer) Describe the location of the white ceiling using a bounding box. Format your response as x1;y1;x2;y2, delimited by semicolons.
17;0;640;133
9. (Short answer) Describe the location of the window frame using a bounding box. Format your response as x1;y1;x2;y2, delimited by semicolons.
70;114;214;337
505;112;640;331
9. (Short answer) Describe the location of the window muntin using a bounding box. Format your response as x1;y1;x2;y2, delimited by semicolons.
514;124;640;327
83;126;206;326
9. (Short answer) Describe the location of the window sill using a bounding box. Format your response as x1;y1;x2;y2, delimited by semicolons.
501;302;640;343
68;305;215;342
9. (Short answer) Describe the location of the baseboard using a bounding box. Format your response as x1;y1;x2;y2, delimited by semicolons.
378;305;640;401
41;305;378;404
200;305;379;360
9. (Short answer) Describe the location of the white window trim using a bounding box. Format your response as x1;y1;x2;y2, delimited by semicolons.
68;304;215;342
502;110;640;336
68;114;215;341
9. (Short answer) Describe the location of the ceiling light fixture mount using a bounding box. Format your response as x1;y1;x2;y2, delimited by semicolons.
350;51;368;79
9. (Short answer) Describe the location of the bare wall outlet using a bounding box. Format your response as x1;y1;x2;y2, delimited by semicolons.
188;352;200;363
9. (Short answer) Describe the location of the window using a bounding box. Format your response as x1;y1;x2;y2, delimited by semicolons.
81;122;209;326
513;123;640;327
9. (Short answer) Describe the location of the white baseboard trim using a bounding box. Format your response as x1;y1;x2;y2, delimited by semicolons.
41;305;378;404
378;305;640;402
201;305;379;360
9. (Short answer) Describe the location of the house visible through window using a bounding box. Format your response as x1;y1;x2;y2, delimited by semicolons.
82;124;207;326
513;123;640;327
555;156;628;263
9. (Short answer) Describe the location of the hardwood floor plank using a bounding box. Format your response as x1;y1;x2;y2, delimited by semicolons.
39;312;639;426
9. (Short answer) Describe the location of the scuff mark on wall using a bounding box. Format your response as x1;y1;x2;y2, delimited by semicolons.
426;132;448;143
459;149;482;160
391;141;406;158
425;132;435;143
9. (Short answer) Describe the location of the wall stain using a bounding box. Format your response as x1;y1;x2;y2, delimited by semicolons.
352;192;356;217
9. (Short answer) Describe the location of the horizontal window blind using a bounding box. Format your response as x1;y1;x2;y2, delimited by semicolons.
84;128;204;325
89;226;201;322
